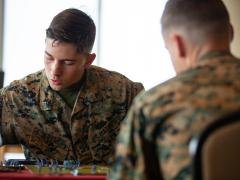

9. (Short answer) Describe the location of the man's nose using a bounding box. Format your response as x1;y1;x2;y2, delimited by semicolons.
52;61;62;76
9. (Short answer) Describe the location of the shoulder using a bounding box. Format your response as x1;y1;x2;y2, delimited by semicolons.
130;71;195;122
133;76;178;108
1;70;44;96
88;65;144;89
88;65;132;82
132;54;240;121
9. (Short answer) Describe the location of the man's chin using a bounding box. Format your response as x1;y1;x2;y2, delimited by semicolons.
49;84;63;91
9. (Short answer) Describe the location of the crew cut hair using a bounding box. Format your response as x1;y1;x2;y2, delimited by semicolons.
46;8;96;53
161;0;231;41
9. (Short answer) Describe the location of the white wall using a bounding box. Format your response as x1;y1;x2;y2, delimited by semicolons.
100;0;175;90
0;0;3;70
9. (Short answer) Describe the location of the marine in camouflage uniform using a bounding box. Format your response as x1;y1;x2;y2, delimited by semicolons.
0;8;145;165
109;51;240;179
109;0;237;179
0;65;143;165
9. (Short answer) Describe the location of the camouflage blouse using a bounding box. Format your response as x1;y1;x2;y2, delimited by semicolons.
109;51;240;180
0;65;144;165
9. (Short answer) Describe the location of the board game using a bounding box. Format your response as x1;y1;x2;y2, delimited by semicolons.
0;159;109;176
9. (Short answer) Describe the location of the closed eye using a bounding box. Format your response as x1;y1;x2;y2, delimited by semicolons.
44;51;54;61
45;55;54;62
64;60;75;65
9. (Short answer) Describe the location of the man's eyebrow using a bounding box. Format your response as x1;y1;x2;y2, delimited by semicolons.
45;51;52;57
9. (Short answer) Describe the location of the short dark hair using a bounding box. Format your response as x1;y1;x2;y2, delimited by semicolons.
46;8;96;53
161;0;231;42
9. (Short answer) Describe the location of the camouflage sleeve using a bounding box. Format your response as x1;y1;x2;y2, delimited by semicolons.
0;88;19;145
109;98;148;180
132;82;144;97
127;82;144;108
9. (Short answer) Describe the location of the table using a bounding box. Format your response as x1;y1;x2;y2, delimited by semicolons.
0;170;107;180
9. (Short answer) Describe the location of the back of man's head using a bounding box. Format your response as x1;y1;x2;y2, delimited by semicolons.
161;0;231;44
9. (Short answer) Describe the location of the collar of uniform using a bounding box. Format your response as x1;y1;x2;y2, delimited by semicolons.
198;50;232;61
71;66;103;115
39;67;102;112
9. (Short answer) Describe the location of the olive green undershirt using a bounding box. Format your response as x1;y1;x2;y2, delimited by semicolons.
57;72;86;109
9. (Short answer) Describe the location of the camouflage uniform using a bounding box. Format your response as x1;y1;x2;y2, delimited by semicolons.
109;51;240;180
0;65;144;165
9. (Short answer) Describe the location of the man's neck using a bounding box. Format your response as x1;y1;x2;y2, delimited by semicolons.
191;39;231;65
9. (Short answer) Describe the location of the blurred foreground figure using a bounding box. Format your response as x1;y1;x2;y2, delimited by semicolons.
110;0;240;179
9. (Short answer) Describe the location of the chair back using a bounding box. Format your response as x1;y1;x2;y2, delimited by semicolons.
190;111;240;180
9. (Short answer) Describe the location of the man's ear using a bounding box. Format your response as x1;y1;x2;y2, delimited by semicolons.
172;34;187;58
85;53;96;68
229;24;234;42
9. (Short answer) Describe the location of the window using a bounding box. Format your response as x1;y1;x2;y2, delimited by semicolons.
99;0;175;89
